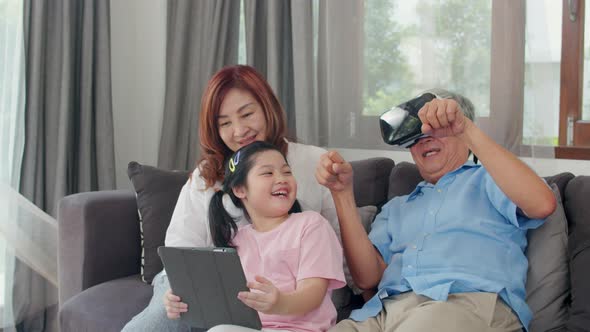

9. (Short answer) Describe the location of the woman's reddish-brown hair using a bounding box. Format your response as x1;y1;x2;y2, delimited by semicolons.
198;65;289;188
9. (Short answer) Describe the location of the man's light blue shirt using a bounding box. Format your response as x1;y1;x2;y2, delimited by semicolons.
350;162;544;330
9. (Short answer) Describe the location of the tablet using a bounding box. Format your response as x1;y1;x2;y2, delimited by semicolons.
157;246;262;329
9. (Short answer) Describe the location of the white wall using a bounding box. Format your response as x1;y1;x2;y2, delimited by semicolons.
336;147;590;177
110;0;167;189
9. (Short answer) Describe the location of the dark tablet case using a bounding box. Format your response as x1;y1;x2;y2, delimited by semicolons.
157;246;262;329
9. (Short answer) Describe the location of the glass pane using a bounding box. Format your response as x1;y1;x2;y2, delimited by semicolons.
583;1;590;120
238;0;247;64
523;0;562;146
363;0;492;117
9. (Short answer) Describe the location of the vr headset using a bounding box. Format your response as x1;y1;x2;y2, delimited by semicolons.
379;92;437;148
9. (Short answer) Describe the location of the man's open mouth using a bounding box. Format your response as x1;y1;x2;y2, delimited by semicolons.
422;148;441;158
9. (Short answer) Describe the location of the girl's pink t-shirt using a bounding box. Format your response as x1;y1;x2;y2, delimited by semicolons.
232;211;346;332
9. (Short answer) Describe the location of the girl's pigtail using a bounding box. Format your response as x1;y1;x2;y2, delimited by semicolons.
208;190;238;248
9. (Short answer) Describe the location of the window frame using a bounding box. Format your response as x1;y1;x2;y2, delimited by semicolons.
556;0;590;159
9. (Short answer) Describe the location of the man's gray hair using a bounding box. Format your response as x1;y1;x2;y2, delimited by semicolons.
424;88;476;122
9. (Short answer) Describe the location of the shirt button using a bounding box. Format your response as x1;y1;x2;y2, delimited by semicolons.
407;265;413;269
412;245;417;249
437;189;442;193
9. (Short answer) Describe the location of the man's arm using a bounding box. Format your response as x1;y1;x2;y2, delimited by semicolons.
315;152;387;290
419;99;556;219
460;121;555;218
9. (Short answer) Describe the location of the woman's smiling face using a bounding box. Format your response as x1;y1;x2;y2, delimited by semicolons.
217;88;268;152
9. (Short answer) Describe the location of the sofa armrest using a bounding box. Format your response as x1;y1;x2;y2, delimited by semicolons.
57;190;140;306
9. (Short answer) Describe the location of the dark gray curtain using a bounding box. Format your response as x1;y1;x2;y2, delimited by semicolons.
157;0;240;171
19;0;116;331
243;0;302;139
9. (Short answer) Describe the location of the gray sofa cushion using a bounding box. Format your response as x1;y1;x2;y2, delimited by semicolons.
127;162;190;283
564;176;590;332
544;172;575;202
525;184;569;331
358;205;379;233
350;157;395;207
387;161;423;199
59;275;152;332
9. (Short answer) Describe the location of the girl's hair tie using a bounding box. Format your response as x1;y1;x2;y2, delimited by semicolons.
229;150;241;173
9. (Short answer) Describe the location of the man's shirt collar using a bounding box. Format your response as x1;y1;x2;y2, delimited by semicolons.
406;160;479;202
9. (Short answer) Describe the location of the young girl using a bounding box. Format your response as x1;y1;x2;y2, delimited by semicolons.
207;141;345;332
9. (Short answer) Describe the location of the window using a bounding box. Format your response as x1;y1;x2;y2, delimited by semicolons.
363;0;492;118
523;1;562;146
363;0;588;159
522;0;589;158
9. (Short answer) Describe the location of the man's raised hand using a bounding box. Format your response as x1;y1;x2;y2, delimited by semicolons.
315;151;353;193
417;98;469;138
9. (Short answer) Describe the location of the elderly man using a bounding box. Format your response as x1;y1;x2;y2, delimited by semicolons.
316;90;556;332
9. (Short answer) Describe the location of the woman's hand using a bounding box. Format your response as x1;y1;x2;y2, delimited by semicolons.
237;276;282;315
163;289;188;319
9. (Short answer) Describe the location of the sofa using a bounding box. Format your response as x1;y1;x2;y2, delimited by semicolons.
57;157;590;332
